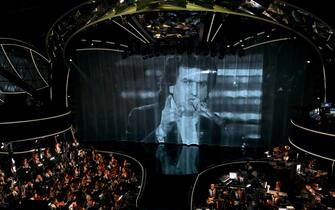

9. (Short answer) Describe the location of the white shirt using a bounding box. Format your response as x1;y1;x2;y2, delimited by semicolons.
155;95;200;145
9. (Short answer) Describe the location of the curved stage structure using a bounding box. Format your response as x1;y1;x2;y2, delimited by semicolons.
0;111;72;142
289;119;335;161
0;38;72;142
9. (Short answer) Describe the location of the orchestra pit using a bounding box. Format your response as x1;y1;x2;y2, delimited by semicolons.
0;0;334;209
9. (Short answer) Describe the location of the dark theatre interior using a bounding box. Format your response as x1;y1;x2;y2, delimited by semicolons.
1;0;335;209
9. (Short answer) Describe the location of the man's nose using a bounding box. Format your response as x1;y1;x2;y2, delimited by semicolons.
191;83;199;96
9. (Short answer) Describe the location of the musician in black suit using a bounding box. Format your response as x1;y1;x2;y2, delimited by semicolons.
126;54;223;146
207;183;218;210
125;54;223;174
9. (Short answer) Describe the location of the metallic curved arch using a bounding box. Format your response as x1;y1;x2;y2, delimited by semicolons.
290;119;335;137
289;119;335;162
0;111;71;125
0;38;51;95
288;137;335;162
7;126;72;143
46;0;334;108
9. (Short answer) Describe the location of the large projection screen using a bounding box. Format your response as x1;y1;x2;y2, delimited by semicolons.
72;52;263;146
71;41;320;149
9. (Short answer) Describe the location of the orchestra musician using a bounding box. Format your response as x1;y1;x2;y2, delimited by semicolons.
272;190;281;206
207;183;218;210
233;187;246;206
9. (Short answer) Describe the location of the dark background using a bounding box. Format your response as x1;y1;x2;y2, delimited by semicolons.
0;1;334;209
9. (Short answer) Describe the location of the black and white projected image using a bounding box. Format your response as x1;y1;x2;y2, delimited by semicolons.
72;40;319;175
74;52;263;148
124;54;263;147
126;55;223;145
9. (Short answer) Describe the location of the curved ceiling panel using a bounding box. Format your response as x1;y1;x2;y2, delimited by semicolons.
0;38;51;95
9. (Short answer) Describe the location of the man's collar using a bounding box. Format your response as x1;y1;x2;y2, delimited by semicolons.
167;94;178;112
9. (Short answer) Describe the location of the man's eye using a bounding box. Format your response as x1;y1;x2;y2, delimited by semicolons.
183;80;192;85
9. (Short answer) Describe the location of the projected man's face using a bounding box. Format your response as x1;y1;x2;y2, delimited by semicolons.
173;67;209;115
